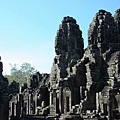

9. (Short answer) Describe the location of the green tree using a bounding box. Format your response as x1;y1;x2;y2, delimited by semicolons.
5;63;37;84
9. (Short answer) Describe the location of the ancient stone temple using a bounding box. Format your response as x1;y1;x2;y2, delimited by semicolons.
9;72;50;120
1;9;120;120
49;16;84;116
0;57;9;120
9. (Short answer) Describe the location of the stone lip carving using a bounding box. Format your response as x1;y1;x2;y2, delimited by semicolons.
5;9;120;120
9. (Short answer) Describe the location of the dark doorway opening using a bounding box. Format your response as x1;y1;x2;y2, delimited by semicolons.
66;97;69;112
56;98;59;113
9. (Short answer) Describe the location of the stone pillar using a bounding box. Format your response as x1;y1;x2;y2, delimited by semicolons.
16;102;19;118
33;101;35;114
35;94;37;114
99;92;103;113
96;93;99;113
12;102;15;116
9;102;13;117
69;91;72;111
108;93;113;120
59;88;63;113
50;92;53;106
53;89;57;114
50;89;57;115
19;94;23;117
26;101;29;114
28;94;31;114
14;103;17;116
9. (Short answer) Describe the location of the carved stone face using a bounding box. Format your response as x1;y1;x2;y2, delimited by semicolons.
114;9;120;36
55;47;61;55
88;9;117;53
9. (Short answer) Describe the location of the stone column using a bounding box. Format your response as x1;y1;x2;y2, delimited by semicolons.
35;94;37;114
70;90;72;111
28;94;31;114
26;101;29;115
14;103;17;116
108;93;113;120
19;94;23;117
53;89;57;114
12;102;14;116
59;88;63;114
50;92;53;106
9;102;12;117
99;92;103;113
16;102;20;118
96;92;99;113
32;101;35;114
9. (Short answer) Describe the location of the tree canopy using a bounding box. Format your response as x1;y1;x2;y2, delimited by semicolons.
5;63;37;84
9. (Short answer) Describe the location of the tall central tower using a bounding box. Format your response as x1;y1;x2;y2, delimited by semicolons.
49;16;84;115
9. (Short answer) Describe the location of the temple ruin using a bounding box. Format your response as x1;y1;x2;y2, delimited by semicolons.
0;9;120;120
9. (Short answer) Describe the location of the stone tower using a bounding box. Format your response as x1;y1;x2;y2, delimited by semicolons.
7;9;120;120
50;16;84;84
49;16;84;115
0;57;9;120
114;9;120;37
88;10;117;53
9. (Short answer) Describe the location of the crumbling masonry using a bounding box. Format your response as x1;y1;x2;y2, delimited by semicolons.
1;9;120;120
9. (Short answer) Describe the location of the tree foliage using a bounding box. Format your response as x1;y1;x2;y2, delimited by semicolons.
5;63;37;84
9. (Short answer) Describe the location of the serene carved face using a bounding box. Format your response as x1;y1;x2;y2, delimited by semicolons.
55;47;60;55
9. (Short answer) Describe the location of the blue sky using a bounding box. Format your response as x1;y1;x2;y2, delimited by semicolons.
0;0;120;74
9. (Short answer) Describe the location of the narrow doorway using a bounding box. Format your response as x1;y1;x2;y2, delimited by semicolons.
12;102;14;116
66;97;69;112
56;98;59;113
